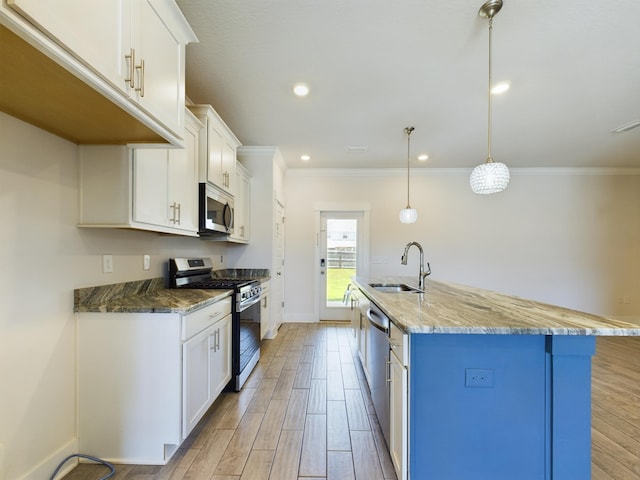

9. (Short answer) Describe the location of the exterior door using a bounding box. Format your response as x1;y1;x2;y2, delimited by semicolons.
319;211;365;321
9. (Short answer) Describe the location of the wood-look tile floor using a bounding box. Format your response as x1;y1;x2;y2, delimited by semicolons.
592;336;640;479
64;326;640;480
64;322;397;480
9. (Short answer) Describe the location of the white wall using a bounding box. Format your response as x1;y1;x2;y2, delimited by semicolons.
0;112;227;480
283;169;640;321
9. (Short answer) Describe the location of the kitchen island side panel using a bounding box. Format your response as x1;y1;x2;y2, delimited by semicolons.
409;333;596;479
409;334;548;480
547;335;595;480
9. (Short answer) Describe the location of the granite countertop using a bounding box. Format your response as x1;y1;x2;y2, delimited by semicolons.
74;268;271;314
353;276;640;336
74;278;232;314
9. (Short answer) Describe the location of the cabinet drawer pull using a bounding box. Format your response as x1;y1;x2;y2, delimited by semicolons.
209;311;222;319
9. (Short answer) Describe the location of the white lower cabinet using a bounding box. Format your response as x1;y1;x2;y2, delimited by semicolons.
78;296;231;464
260;281;271;340
183;311;231;437
356;295;370;382
389;322;409;480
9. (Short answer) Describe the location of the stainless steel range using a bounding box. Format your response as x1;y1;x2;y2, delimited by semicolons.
169;258;262;391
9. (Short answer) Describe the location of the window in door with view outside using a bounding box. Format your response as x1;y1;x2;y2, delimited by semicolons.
325;218;357;306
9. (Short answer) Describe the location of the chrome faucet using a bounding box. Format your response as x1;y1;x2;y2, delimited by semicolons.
401;241;431;290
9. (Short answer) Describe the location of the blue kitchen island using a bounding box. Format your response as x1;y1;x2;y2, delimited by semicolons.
353;276;640;480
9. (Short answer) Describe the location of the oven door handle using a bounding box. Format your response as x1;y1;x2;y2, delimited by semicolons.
239;295;261;311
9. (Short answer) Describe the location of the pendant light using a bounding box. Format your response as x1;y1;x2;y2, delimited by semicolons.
470;0;510;194
399;126;418;223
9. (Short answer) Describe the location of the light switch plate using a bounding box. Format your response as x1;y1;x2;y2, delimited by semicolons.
143;255;150;270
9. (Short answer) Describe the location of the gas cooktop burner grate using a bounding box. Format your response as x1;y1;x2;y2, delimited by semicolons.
180;280;249;289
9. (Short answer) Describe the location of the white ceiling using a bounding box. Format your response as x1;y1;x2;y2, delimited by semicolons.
176;0;640;170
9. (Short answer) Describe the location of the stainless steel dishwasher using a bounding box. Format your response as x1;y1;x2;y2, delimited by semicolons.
367;302;391;447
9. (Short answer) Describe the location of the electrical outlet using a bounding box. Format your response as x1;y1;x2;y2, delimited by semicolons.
102;254;113;273
143;254;150;270
465;368;494;388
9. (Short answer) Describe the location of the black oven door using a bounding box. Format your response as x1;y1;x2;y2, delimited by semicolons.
233;296;261;390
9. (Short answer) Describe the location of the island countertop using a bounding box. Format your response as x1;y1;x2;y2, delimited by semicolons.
353;276;640;336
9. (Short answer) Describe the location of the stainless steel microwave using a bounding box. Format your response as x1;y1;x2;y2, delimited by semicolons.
199;183;234;235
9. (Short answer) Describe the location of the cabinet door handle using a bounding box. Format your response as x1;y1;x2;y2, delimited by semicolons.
170;202;180;224
124;48;135;88
262;296;267;308
135;59;145;97
215;328;220;350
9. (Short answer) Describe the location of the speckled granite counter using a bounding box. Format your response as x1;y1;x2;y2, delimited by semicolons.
353;276;640;335
74;278;232;314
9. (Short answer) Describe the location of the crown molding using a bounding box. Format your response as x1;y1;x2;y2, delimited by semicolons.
285;167;640;177
237;146;288;173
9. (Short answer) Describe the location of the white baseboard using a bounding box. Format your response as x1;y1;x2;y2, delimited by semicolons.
20;438;78;480
283;313;316;323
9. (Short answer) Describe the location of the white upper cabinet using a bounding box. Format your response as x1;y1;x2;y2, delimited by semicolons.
78;108;202;237
128;0;186;135
189;104;241;196
7;0;129;88
4;0;197;145
228;162;250;243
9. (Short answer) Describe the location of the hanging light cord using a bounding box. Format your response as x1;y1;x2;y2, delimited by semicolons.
486;15;494;163
404;126;414;207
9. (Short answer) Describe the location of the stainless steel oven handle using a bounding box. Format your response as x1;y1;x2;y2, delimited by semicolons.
238;295;261;311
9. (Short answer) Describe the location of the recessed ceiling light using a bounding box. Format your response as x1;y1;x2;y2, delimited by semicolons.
301;154;311;161
293;83;310;97
418;154;429;161
491;81;510;95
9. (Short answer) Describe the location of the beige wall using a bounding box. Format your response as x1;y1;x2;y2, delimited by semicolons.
283;169;640;321
0;112;226;479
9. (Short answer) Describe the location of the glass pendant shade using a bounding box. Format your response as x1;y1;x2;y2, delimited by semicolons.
399;126;417;223
399;207;418;224
471;0;510;195
470;160;510;194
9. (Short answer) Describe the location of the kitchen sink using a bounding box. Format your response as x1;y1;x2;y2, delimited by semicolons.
369;283;422;293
